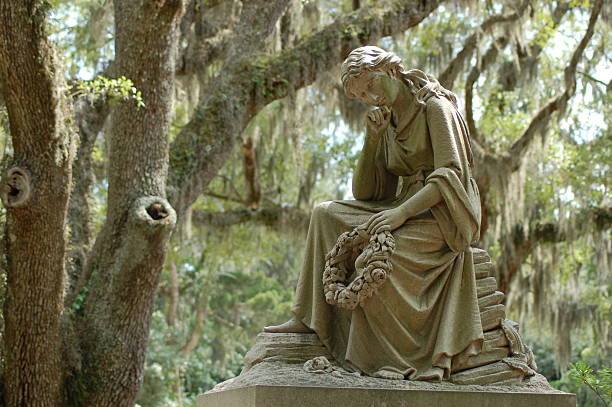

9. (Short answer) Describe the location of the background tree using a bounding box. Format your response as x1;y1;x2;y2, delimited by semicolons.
0;0;609;406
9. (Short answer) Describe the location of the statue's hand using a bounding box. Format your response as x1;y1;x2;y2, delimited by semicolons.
362;208;407;234
366;107;390;136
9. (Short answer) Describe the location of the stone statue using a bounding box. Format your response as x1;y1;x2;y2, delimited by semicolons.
265;45;485;381
198;46;574;406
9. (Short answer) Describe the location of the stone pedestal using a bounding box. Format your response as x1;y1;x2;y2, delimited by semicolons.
199;384;576;407
198;362;575;407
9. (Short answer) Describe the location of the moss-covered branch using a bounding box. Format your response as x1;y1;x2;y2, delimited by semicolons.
503;0;602;172
496;205;611;293
439;0;530;90
169;0;445;215
192;206;309;233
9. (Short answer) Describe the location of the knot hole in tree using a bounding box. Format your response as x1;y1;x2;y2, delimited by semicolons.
146;202;169;220
132;196;177;231
2;167;31;208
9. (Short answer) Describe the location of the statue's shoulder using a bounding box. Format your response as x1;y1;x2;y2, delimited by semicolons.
425;95;450;112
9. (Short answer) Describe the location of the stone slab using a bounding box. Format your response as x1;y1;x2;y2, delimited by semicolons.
481;304;506;331
200;361;573;407
450;329;509;373
471;247;491;264
452;346;510;372
479;291;505;309
483;328;509;350
244;332;333;370
254;332;322;346
198;384;576;407
475;261;495;279
452;362;525;385
477;277;498;298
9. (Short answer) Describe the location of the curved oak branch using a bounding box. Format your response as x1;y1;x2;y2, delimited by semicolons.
439;0;530;90
504;0;603;171
192;206;309;232
169;0;445;216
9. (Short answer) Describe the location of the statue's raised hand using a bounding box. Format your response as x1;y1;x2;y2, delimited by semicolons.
366;107;390;136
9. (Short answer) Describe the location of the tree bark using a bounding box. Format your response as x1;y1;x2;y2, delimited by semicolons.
241;136;262;209
76;1;183;405
0;1;77;406
65;96;109;305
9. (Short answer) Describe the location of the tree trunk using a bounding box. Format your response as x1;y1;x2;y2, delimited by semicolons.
0;2;77;406
76;1;183;405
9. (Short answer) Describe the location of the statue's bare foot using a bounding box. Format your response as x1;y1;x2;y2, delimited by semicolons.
264;317;313;333
373;369;404;380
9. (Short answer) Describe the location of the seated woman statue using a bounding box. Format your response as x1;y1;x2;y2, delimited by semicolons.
265;46;483;381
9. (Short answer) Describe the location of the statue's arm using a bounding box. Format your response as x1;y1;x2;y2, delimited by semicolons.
363;179;441;233
380;98;461;221
363;98;470;233
394;183;442;219
352;127;397;201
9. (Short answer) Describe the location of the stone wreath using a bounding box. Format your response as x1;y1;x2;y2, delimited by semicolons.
322;227;395;310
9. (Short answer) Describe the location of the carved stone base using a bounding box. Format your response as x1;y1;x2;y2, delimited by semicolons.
243;332;332;371
447;249;538;381
198;362;575;407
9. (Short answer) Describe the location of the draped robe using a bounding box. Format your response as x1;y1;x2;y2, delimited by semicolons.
292;94;484;380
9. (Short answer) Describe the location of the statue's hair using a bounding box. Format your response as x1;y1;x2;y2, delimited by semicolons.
341;46;458;108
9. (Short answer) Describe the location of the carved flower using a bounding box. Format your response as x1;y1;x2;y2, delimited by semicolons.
371;269;386;281
350;277;364;291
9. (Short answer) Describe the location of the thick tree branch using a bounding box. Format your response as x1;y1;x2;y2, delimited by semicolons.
179;301;207;355
498;1;571;92
167;263;180;328
205;190;245;205
66;97;109;305
297;155;322;209
504;0;602;172
169;0;445;216
496;205;611;293
473;0;602;248
466;1;571;147
465;36;510;145
181;0;290;77
439;0;529;90
192;206;310;232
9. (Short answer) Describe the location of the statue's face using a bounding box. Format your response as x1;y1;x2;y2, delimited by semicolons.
347;70;401;107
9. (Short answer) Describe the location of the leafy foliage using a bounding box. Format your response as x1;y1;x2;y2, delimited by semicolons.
569;362;612;407
75;75;145;107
